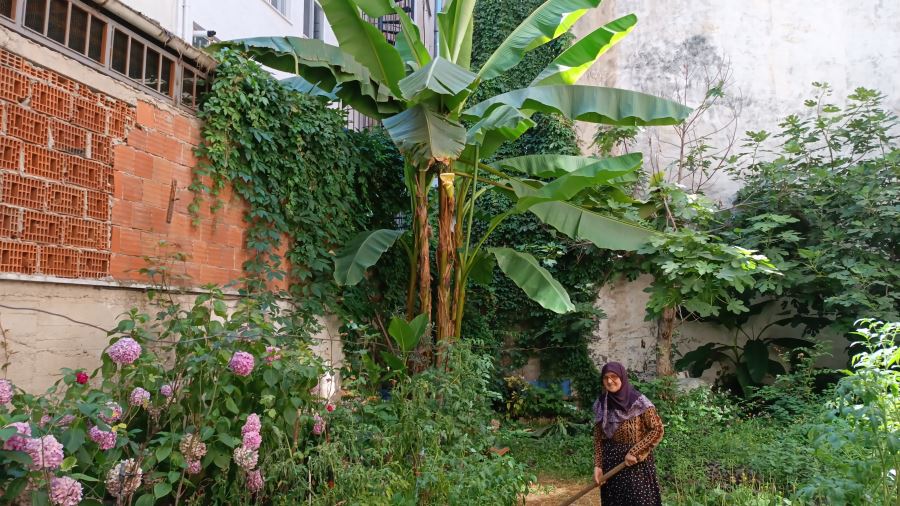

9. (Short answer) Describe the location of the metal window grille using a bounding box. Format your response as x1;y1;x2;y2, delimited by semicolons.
0;0;211;111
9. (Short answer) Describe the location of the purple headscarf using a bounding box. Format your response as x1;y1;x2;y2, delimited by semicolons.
593;362;654;439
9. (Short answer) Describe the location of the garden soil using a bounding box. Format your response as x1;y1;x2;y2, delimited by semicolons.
524;477;601;505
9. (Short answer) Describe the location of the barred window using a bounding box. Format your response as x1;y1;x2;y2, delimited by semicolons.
1;0;210;110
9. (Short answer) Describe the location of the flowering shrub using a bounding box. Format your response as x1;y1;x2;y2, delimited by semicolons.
0;288;328;504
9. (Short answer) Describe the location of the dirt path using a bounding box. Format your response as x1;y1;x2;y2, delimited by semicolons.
523;477;601;506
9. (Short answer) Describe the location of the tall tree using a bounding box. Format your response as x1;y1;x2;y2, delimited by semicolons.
218;0;691;364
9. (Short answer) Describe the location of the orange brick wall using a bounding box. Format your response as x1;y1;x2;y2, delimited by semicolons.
0;48;269;288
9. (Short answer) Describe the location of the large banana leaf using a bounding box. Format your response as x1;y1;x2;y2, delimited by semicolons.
466;104;536;148
509;180;656;251
494;153;638;178
742;339;770;383
383;105;467;164
477;0;602;82
531;14;637;86
280;76;339;100
354;0;393;17
394;6;431;69
333;229;404;285
438;0;476;68
463;85;692;126
398;57;477;106
490;247;575;314
320;0;406;96
219;37;402;118
514;153;642;209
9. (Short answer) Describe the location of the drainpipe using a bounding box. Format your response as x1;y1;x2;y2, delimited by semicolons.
92;0;215;70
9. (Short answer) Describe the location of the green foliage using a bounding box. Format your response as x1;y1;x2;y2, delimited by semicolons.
260;342;532;505
0;287;327;504
799;320;900;505
725;84;900;331
190;49;391;312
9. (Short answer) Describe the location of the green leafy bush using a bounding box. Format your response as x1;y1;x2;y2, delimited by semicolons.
798;320;899;505
725;84;899;331
0;288;327;504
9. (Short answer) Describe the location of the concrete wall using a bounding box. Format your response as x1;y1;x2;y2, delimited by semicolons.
0;280;344;392
574;1;899;375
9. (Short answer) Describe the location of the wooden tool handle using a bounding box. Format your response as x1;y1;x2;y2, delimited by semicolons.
557;461;627;506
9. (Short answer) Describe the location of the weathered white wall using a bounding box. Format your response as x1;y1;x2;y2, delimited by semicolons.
120;0;304;40
577;0;899;375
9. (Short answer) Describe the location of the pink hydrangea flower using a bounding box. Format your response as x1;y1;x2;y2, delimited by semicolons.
99;402;123;424
312;414;325;436
49;476;83;506
89;426;117;450
57;414;76;427
242;431;262;451
247;469;264;493
160;384;174;398
25;435;64;470
3;422;31;451
264;346;282;364
106;337;142;365
106;459;142;498
229;351;255;377
179;433;207;460
0;379;13;405
241;413;261;436
128;387;150;407
233;446;258;470
186;459;202;475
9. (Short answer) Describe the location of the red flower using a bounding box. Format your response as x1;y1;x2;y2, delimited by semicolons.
75;371;88;385
326;403;335;413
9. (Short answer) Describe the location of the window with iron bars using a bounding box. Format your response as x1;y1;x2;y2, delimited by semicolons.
0;0;211;111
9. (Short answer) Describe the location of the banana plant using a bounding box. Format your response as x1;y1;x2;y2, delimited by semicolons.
215;0;691;360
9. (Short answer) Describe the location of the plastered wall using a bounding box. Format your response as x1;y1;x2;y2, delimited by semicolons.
573;1;898;374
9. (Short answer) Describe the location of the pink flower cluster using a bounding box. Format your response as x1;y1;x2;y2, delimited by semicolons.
25;435;64;470
235;413;264;493
229;351;255;377
160;384;174;398
180;433;207;474
312;414;325;436
247;469;264;493
233;446;258;470
49;476;83;506
264;346;282;365
3;422;31;451
89;426;117;450
106;337;142;365
0;379;13;405
99;402;123;424
129;387;150;407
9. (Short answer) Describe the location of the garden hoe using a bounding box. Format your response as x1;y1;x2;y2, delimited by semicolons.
557;461;626;506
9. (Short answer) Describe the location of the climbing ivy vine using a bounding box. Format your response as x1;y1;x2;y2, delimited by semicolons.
189;50;399;315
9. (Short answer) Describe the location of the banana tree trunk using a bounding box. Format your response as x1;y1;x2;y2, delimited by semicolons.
414;168;433;364
657;305;676;376
436;170;457;347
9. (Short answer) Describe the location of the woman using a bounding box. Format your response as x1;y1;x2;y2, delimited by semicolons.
593;362;664;506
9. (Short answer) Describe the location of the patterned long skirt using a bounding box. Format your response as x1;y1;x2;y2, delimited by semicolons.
600;440;662;506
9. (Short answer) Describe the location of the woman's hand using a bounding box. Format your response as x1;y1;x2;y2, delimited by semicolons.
594;466;603;484
624;453;638;466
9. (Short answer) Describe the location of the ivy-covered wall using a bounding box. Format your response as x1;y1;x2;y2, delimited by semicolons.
190;50;402;318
